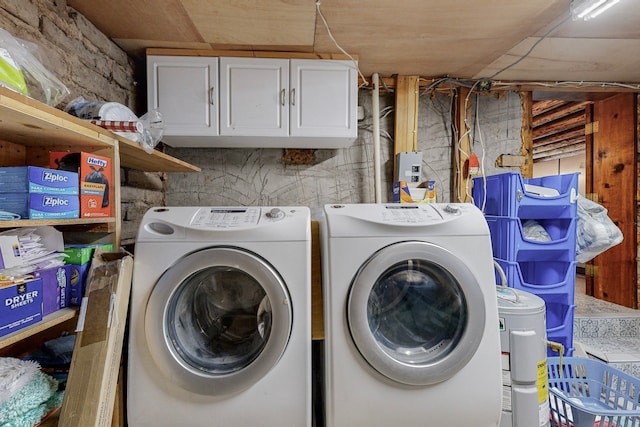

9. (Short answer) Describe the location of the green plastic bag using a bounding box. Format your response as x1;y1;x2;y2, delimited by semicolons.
0;47;27;95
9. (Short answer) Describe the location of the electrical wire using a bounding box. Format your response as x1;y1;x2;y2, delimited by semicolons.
488;12;572;79
315;0;369;87
491;80;640;90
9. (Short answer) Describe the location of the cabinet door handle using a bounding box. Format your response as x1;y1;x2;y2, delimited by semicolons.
280;88;286;106
209;87;215;105
290;88;296;106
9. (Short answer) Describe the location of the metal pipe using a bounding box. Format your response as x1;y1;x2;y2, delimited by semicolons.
372;73;381;203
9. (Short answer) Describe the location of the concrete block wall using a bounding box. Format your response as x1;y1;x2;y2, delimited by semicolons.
1;0;160;244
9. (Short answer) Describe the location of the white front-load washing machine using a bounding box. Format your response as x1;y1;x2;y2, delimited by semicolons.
321;203;502;427
128;206;311;427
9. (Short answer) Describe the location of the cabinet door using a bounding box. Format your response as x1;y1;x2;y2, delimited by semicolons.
147;56;219;138
290;59;358;138
219;57;289;137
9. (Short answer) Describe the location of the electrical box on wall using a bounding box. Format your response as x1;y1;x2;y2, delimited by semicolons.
395;152;423;186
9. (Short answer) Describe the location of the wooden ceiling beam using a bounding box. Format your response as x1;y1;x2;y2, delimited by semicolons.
533;127;585;146
534;136;585;153
532;112;586;139
533;101;591;127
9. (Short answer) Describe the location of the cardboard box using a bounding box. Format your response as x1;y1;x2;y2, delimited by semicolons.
63;244;113;306
28;193;80;219
0;279;43;338
50;152;112;218
67;263;89;306
34;265;71;316
392;180;436;204
63;244;114;265
0;166;78;194
0;235;22;270
59;251;133;427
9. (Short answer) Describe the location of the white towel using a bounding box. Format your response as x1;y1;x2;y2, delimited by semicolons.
0;358;40;404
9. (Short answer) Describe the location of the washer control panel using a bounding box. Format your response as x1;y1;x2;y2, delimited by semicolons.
191;207;261;228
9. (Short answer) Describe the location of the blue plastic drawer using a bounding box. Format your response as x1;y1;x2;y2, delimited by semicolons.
485;215;576;261
539;292;575;332
494;258;577;292
472;172;579;219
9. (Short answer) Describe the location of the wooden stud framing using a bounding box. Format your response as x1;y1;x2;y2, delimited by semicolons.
520;91;533;178
394;76;420;173
454;87;472;202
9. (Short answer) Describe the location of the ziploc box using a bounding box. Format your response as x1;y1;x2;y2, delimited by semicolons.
29;193;80;219
0;279;43;338
50;152;111;218
34;265;71;316
0;166;79;194
63;244;113;306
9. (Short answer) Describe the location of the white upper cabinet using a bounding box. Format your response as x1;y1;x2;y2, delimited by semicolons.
147;56;219;141
219;57;289;137
147;54;358;148
289;59;358;139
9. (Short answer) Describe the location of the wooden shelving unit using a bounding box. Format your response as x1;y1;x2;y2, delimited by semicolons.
0;87;200;426
0;308;78;351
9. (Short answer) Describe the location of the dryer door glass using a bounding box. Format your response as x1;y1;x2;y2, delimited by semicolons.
168;266;272;374
367;260;465;364
145;247;292;396
348;241;486;386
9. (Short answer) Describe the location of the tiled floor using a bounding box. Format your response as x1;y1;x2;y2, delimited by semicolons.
573;275;640;378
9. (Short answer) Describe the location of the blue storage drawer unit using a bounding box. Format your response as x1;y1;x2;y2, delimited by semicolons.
494;258;577;293
472;172;579;219
485;215;576;261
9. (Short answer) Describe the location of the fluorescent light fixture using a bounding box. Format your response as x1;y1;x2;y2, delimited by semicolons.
571;0;621;20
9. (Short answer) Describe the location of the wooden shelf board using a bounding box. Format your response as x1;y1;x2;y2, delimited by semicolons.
116;136;200;172
0;217;116;229
0;87;200;173
0;308;78;350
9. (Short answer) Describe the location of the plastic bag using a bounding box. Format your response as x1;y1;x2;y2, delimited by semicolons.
575;195;623;263
522;220;551;242
65;97;164;154
0;28;70;106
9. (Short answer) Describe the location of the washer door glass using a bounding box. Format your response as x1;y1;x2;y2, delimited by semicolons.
145;247;292;396
348;241;486;386
168;266;272;374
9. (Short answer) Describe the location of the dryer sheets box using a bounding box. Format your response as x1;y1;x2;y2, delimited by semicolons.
0;279;43;338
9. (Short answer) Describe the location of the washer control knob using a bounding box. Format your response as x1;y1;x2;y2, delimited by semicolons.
266;208;284;219
444;204;461;215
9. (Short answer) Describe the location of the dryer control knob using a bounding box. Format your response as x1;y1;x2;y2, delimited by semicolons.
444;204;461;215
266;208;284;219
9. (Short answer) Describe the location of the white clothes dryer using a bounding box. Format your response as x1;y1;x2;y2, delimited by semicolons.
128;206;311;427
321;203;502;427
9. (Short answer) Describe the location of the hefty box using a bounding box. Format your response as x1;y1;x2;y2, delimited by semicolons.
28;193;80;219
0;279;43;338
0;166;78;194
34;265;71;316
50;152;111;218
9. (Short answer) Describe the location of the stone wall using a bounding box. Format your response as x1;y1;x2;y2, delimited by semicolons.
0;0;160;244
